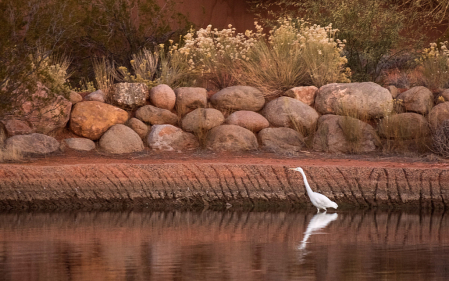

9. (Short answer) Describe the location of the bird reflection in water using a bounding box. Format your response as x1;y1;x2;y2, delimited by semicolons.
297;212;338;261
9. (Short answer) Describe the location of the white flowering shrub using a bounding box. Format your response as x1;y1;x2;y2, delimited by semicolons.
177;23;264;88
32;51;71;96
417;42;449;91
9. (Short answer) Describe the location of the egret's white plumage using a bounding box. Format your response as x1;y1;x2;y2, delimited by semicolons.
290;167;338;212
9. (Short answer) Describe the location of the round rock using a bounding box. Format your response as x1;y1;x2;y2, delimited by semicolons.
428;102;449;131
135;105;178;125
205;124;258;152
225;111;269;132
99;124;144;154
4;133;59;155
210;85;265;111
61;138;96;151
149;84;176;110
181;108;224;133
258;127;304;153
110;82;149;109
378;113;430;139
174;87;208;115
126;117;149;139
262;96;319;133
315;82;393;119
396;86;433;115
147;124;199;151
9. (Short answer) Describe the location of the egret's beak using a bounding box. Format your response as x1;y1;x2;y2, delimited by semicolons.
289;168;295;170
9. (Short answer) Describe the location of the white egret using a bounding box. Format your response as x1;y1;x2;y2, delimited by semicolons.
290;167;338;212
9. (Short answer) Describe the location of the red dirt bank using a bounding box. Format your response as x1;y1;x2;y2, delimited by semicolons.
0;150;448;211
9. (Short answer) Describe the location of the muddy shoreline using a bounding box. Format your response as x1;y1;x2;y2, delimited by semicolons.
1;153;448;211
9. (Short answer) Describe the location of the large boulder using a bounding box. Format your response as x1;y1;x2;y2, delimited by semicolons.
126;117;149;139
258;127;304;153
109;82;149;109
210;86;265;111
4;133;59;155
396;86;433;115
315;82;393;119
84;89;105;102
378;113;430;139
135;105;178;125
261;96;319;133
3;119;34;136
174;87;208;115
181;108;224;133
428;102;449;131
225;110;269;132
147;124;199;151
313;115;380;153
283;86;318;106
205;125;258;152
16;83;72;134
149;84;176;110
99;124;144;154
70;101;128;140
61;138;96;151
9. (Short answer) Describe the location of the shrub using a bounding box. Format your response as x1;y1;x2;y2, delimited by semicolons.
248;0;426;82
416;42;449;91
177;24;263;89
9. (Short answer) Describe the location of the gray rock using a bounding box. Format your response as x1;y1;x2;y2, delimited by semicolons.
262;96;319;133
378;113;430;139
99;124;144;154
181;108;224;133
210;85;265;111
147;124;199;151
205;124;258;151
174;87;208;116
315;82;393;119
428;102;449;131
61;138;96;151
149;84;176;110
5;133;60;155
84;89;105;102
110;82;149;109
396;86;433;115
258;127;304;153
313;115;380;154
135;105;178;125
225;110;269;132
126;117;149;139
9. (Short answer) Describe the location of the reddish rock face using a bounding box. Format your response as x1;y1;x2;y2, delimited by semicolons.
70;101;129;140
283;86;318;106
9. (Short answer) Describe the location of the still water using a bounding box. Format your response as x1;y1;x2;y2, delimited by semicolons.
0;209;448;281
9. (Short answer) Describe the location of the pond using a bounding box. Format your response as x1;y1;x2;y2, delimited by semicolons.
0;209;448;280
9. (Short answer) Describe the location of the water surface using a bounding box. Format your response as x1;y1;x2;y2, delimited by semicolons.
0;210;448;280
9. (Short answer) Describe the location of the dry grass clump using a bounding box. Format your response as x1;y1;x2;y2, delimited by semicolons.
92;57;116;97
432;119;449;158
117;45;196;89
0;145;23;162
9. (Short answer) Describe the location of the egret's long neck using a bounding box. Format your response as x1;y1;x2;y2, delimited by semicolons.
300;170;314;195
